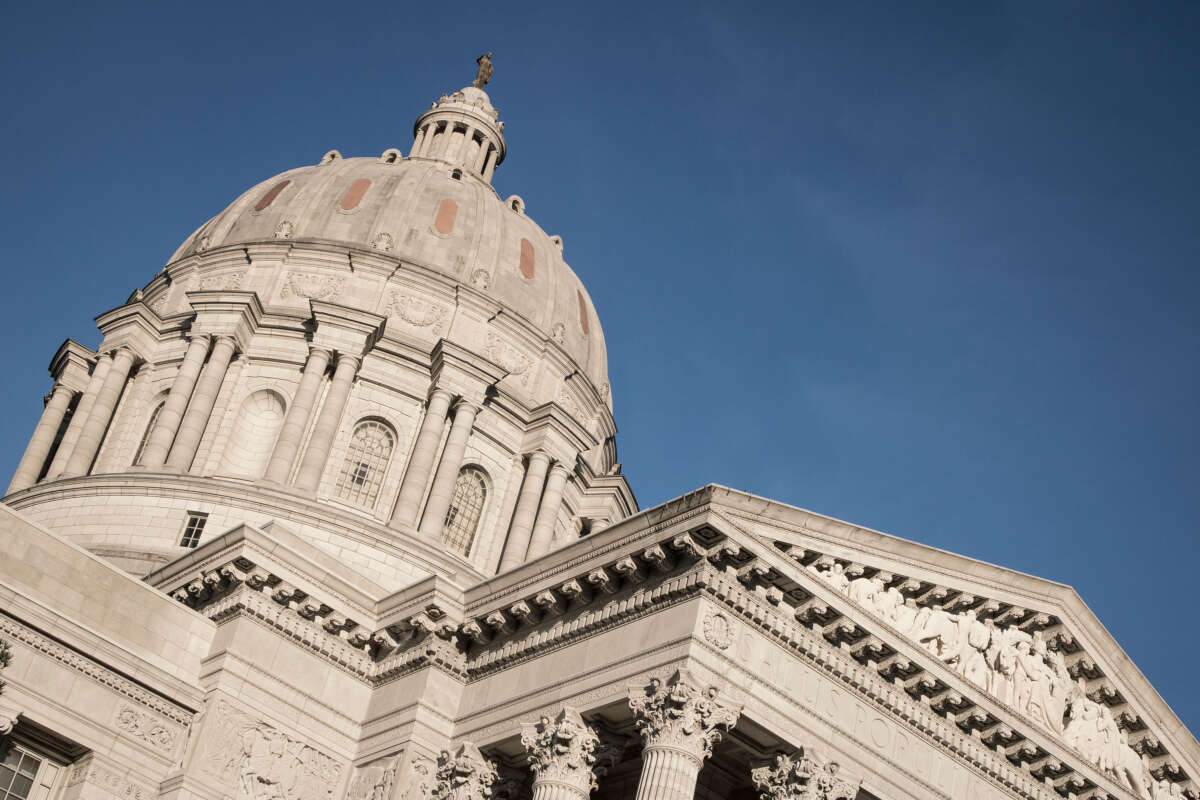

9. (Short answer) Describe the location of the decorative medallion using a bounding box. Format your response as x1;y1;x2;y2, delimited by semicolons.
114;703;179;753
485;333;533;387
470;269;491;290
274;219;294;239
550;322;566;346
195;233;211;252
702;612;733;650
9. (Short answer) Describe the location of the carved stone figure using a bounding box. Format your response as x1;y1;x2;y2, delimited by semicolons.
473;53;494;89
347;755;400;800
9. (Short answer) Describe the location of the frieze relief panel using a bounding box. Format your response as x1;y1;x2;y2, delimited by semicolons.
484;333;534;390
385;290;450;337
346;755;400;800
805;560;1159;799
66;759;154;800
113;702;181;755
279;272;345;301
196;698;343;800
194;270;246;291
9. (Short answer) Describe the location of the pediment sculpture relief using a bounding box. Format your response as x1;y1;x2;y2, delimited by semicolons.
810;563;1156;800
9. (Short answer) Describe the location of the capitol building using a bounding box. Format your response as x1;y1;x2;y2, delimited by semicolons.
0;63;1196;800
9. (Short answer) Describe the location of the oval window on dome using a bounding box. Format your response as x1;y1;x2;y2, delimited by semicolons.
253;180;291;212
435;198;458;234
577;290;590;335
519;238;535;279
340;178;372;211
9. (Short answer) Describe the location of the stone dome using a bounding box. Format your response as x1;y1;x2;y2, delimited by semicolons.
168;154;608;390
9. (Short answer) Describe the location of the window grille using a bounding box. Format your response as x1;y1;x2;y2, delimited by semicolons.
334;420;394;508
0;742;61;800
132;401;165;465
180;512;208;548
442;466;487;556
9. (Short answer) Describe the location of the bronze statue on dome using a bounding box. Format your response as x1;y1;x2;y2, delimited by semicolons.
473;52;493;88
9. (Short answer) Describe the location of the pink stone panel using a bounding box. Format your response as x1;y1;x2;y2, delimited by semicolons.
340;178;372;211
435;198;458;234
519;238;535;279
577;290;590;334
254;180;290;212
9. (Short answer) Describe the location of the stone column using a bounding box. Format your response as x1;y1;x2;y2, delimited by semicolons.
293;352;360;491
8;382;76;493
497;451;552;572
482;148;498;182
390;388;454;526
521;708;602;800
62;348;137;478
524;462;570;561
46;356;111;479
474;140;491;173
750;750;860;800
412;125;428;158
628;671;741;800
165;335;237;472
138;334;211;468
430;743;498;800
418;400;479;539
264;346;331;484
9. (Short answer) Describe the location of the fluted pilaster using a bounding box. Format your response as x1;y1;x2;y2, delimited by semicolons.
8;383;76;493
166;335;236;472
418;399;479;540
525;462;570;561
62;348;137;478
264;346;331;484
293;351;360;491
497;451;552;571
139;334;210;468
628;671;741;800
391;388;454;526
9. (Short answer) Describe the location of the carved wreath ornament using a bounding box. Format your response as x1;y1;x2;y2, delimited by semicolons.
702;612;733;650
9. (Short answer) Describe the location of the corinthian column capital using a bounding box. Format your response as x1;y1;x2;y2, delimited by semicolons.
750;750;860;800
432;743;499;800
628;670;741;763
520;707;601;796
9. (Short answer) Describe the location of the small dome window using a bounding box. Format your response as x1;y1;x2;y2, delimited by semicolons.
379;148;402;164
506;195;525;215
319;149;342;165
577;290;590;335
519;238;535;279
340;178;372;211
451;168;463;181
434;198;458;234
253;180;291;212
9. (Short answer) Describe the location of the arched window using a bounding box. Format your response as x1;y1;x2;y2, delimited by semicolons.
442;466;488;556
132;401;164;465
334;419;394;508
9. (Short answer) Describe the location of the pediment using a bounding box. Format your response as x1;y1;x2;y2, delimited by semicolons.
698;486;1198;800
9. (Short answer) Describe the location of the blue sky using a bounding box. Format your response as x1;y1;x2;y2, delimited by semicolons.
2;3;1197;733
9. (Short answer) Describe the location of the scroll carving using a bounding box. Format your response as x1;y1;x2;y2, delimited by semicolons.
751;749;860;800
431;743;498;800
197;699;343;800
485;334;533;387
627;669;740;762
115;703;179;753
520;707;600;794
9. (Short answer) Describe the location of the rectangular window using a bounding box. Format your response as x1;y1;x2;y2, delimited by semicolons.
179;512;208;548
0;743;61;800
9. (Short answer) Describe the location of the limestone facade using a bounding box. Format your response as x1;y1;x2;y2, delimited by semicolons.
0;71;1196;800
